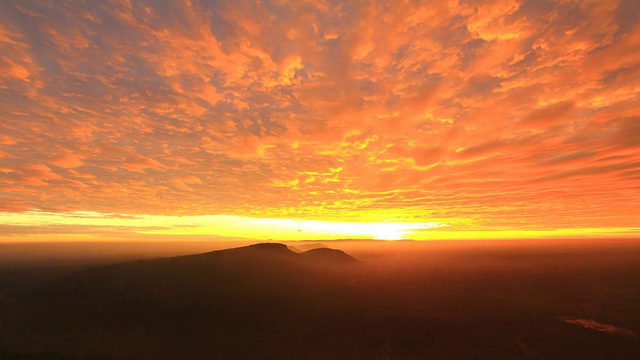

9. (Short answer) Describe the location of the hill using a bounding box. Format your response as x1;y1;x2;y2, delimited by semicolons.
0;243;363;359
302;247;358;263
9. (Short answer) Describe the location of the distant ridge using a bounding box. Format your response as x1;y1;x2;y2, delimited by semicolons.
226;242;293;254
291;242;329;252
302;247;358;263
247;242;290;251
198;242;358;264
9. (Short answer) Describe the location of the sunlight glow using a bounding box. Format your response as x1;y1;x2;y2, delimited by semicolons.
0;211;446;241
1;211;638;243
2;1;639;242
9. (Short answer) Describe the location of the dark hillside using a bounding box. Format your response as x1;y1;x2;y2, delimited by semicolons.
1;241;640;359
0;243;364;359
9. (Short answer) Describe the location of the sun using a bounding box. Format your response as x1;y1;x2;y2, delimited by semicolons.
290;219;416;240
372;228;404;240
342;221;423;240
37;212;446;241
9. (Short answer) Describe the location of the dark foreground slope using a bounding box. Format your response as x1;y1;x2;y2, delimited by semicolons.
1;240;640;359
0;243;363;359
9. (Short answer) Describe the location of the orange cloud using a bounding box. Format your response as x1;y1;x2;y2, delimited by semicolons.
49;153;85;169
0;0;638;239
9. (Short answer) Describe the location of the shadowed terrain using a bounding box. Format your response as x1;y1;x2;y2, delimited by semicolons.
1;240;640;359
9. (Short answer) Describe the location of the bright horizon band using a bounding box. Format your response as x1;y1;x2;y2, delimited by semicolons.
1;1;639;241
1;211;637;242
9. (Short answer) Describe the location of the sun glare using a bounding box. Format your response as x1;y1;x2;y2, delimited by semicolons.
0;211;447;241
373;228;403;240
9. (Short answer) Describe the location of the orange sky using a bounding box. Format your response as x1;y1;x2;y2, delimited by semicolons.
0;0;639;241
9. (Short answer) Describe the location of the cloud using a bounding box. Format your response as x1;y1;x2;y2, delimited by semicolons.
0;0;638;235
49;153;84;169
522;101;575;127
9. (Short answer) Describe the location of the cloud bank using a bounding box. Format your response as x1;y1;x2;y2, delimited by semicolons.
0;0;639;236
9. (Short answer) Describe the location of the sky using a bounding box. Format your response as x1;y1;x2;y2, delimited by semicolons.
0;0;639;242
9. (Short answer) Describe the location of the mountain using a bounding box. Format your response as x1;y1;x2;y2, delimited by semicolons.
291;242;329;252
302;247;358;263
24;243;361;316
0;243;363;360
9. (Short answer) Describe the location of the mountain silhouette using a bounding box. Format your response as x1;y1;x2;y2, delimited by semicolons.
3;243;364;359
31;243;359;308
302;247;358;263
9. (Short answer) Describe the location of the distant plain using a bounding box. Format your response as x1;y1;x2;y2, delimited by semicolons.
1;238;639;359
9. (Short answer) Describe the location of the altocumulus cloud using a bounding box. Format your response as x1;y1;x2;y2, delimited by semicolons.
0;0;639;235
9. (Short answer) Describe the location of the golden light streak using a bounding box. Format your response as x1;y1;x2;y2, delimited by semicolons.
1;211;638;243
0;211;445;241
